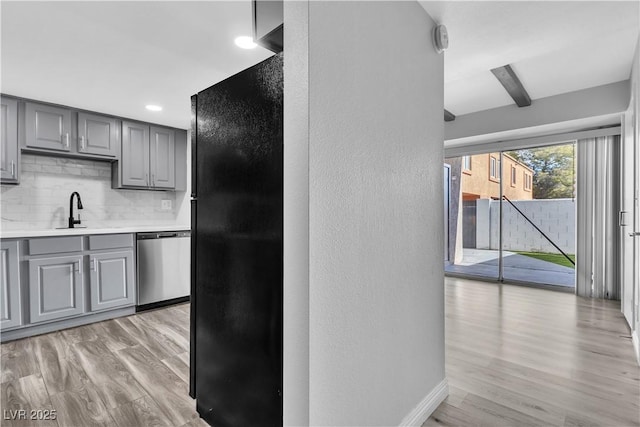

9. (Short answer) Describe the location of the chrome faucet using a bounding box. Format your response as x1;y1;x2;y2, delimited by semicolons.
68;192;83;228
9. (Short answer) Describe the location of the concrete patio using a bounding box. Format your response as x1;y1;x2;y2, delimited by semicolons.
445;249;575;287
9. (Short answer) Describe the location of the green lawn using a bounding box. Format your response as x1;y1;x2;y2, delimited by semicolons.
515;251;576;269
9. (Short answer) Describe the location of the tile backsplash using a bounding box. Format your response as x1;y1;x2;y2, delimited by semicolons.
1;154;183;231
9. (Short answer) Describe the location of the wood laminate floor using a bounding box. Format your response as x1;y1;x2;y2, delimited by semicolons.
1;278;639;427
425;277;640;427
1;303;207;427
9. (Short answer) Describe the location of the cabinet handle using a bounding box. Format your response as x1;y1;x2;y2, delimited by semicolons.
145;173;149;186
619;211;626;226
64;133;70;149
90;258;97;271
10;161;15;177
151;174;155;187
80;136;85;150
74;261;81;274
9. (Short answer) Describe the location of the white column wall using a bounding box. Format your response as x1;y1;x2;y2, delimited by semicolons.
284;1;447;425
283;1;310;425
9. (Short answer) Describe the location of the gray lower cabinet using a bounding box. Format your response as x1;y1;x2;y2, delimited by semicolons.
1;97;19;183
150;126;175;189
1;241;22;329
25;102;72;152
1;233;137;341
121;120;150;187
78;112;119;158
28;254;84;323
89;250;135;311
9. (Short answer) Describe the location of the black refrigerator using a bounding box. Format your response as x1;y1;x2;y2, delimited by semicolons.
190;53;283;426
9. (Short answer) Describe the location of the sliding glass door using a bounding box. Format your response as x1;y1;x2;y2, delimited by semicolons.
444;143;578;289
501;145;576;288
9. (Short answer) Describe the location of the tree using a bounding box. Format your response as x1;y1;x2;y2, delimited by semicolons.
507;144;575;199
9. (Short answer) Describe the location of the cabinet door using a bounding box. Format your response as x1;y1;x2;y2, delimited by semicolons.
25;102;72;152
0;97;19;183
149;126;175;189
28;255;83;323
89;250;135;311
121;121;150;187
78;112;118;158
1;241;21;329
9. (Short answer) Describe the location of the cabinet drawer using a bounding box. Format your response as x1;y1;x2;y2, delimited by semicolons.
88;234;133;250
28;236;83;255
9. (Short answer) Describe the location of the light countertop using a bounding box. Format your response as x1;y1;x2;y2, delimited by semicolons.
1;224;190;239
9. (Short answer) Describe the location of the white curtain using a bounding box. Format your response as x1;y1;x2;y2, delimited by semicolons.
576;135;620;299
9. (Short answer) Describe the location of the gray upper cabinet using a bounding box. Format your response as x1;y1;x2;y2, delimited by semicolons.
0;94;184;190
121;121;150;187
78;112;118;158
28;255;84;323
1;97;19;183
116;122;175;190
1;241;22;330
25;102;72;152
89;250;135;311
150;126;175;189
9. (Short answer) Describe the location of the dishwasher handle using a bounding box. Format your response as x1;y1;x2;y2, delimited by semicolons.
137;231;190;240
158;232;178;238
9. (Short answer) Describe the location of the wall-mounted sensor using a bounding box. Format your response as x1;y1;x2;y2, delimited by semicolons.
433;24;449;54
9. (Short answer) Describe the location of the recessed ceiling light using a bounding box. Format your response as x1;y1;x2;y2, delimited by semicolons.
145;104;162;112
235;36;257;49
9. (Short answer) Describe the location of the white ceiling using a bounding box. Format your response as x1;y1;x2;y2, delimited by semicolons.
1;1;273;129
420;1;640;116
2;2;639;128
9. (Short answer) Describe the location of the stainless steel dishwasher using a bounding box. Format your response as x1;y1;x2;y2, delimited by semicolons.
137;230;190;310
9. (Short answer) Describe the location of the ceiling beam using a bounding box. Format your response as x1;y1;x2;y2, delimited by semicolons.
444;109;456;122
490;65;532;107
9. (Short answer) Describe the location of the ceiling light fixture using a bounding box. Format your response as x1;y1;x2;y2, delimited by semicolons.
235;36;257;49
145;104;163;112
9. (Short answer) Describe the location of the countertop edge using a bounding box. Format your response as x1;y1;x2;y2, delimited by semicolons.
1;224;191;239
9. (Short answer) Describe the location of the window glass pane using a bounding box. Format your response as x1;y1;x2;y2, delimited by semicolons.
503;144;576;288
462;155;472;170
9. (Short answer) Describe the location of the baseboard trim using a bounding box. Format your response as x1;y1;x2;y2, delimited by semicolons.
136;296;190;313
399;378;448;426
633;330;640;366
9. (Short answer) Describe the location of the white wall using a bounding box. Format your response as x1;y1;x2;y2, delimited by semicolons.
633;36;640;361
0;154;188;230
285;1;446;425
445;80;629;145
622;35;640;363
283;1;310;425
